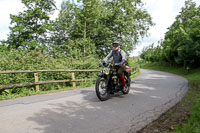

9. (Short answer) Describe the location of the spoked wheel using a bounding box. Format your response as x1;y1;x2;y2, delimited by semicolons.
95;77;110;101
122;76;130;94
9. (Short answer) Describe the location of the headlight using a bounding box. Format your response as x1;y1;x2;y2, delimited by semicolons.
105;70;109;75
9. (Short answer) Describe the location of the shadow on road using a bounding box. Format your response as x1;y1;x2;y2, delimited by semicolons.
26;70;173;133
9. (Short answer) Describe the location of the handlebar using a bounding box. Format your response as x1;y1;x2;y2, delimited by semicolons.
99;61;123;68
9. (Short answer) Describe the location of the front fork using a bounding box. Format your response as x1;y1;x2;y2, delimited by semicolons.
98;73;111;93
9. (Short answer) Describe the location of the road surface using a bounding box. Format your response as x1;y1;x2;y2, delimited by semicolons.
0;69;188;133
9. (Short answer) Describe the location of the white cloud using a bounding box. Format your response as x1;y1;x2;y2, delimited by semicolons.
130;42;150;57
143;0;179;40
0;0;64;40
0;0;24;40
50;0;64;20
0;0;24;24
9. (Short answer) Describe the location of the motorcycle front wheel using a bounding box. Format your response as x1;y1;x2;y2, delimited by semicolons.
95;77;110;101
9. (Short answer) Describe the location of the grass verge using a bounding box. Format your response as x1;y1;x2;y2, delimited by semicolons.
0;81;95;100
137;63;200;133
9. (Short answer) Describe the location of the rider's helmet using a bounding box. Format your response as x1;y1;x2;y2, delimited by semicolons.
113;41;121;47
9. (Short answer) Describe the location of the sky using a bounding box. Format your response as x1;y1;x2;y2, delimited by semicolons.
0;0;199;56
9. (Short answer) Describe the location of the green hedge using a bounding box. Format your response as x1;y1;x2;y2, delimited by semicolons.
0;49;99;95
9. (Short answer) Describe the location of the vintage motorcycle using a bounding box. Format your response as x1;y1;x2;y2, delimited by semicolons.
95;60;131;101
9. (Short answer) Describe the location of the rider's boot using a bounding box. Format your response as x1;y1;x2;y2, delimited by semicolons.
120;76;126;91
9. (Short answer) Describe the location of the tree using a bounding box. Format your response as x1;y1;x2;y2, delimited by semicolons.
52;0;153;57
140;0;200;67
6;0;56;50
102;0;153;54
161;0;200;66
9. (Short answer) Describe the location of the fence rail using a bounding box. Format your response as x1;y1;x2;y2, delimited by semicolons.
0;67;139;91
0;69;100;74
0;69;100;91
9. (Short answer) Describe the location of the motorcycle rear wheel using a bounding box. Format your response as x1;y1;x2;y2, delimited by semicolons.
95;77;110;101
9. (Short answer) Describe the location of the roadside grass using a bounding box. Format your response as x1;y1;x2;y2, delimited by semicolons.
139;62;200;133
0;81;95;100
128;57;141;79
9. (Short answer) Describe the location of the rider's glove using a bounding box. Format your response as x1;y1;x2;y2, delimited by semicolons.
102;60;106;65
99;60;105;67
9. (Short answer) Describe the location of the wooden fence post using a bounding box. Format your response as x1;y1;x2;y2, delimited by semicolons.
72;72;76;88
34;73;40;91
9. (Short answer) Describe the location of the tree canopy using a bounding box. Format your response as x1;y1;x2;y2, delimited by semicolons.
6;0;56;50
3;0;153;58
51;0;153;57
140;0;200;67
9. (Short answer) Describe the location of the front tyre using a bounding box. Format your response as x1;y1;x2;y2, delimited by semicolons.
95;77;110;101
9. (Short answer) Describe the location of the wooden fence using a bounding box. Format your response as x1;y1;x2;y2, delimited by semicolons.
0;67;139;91
0;69;100;91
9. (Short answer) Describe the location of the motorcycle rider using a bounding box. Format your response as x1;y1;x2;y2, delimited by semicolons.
102;41;131;91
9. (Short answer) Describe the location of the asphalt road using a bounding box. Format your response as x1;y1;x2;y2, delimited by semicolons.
0;69;188;133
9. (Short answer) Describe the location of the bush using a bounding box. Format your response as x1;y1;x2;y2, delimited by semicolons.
0;49;99;95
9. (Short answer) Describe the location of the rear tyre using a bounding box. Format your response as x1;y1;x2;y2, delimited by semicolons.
95;77;110;101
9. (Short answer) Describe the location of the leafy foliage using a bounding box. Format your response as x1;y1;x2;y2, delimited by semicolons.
52;0;153;57
5;0;56;50
0;50;99;95
0;0;152;97
140;0;200;67
2;0;153;58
